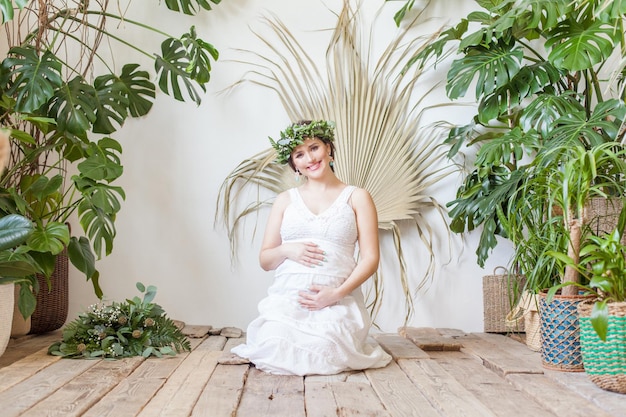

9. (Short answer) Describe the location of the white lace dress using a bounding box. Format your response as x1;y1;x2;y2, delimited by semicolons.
231;186;392;376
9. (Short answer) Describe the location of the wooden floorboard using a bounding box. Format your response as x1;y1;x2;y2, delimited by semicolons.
0;326;624;416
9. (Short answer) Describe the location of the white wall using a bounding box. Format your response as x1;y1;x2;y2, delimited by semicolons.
66;0;514;333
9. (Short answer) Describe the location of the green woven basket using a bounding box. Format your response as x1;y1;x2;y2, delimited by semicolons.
578;301;626;394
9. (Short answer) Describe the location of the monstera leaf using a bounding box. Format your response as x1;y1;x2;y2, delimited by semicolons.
93;74;131;135
164;0;221;15
77;138;124;182
446;40;524;101
3;46;63;113
491;0;573;34
478;62;562;124
519;93;583;138
47;77;98;137
155;28;218;104
27;221;70;256
182;26;219;84
118;64;156;118
549;99;626;147
75;176;125;258
546;15;621;71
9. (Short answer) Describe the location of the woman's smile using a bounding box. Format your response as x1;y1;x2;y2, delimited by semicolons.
306;161;322;172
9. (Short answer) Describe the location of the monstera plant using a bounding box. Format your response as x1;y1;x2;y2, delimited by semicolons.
393;0;626;271
0;0;223;318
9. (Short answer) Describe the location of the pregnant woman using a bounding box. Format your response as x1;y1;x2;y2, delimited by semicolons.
231;119;391;376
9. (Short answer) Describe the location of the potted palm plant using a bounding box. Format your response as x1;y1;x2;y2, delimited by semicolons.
506;142;626;370
0;0;223;329
545;195;626;392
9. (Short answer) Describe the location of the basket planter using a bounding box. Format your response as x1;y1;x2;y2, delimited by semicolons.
29;251;69;334
539;290;595;371
483;267;525;333
506;290;541;351
0;283;15;357
578;301;626;394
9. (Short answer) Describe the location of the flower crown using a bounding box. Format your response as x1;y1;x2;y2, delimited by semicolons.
269;120;335;164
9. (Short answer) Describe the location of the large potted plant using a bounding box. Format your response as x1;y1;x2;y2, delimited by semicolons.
0;0;223;328
506;142;626;370
0;210;36;356
390;0;626;348
546;198;626;392
394;0;626;262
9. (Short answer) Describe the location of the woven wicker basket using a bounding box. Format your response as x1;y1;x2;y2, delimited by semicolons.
524;295;541;352
483;267;525;333
29;251;69;334
0;283;15;357
539;291;595;372
507;291;541;351
587;198;626;244
578;301;626;394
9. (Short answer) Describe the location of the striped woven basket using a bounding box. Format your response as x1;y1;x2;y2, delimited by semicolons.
539;291;595;371
578;301;626;394
483;267;525;333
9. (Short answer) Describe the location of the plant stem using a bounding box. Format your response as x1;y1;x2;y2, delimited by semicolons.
563;212;581;296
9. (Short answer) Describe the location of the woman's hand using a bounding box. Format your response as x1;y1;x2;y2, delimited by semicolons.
298;284;342;310
285;242;326;268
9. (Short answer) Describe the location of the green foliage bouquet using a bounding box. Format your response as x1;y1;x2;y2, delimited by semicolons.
48;283;190;359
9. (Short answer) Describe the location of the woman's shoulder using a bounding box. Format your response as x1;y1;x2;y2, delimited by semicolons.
348;185;372;199
273;188;296;208
346;185;375;208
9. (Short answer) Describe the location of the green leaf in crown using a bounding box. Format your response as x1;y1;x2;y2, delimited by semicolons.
268;120;335;164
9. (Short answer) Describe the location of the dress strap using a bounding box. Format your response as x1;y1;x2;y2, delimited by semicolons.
338;185;356;204
288;187;301;204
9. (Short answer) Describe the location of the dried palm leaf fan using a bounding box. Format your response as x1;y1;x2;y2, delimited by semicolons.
216;0;454;322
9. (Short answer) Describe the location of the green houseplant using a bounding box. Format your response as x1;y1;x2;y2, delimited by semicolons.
0;211;36;357
391;0;626;359
48;282;190;359
547;196;626;392
393;0;626;268
0;0;223;321
505;142;626;369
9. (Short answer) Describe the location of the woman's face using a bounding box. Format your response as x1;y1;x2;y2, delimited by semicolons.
290;138;332;177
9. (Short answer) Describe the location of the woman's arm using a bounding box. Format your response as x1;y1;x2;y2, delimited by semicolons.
335;187;380;296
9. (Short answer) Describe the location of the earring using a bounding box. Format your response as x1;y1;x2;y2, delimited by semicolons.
329;155;334;168
295;170;300;182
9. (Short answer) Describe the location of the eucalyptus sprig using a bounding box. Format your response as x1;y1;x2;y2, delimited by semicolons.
48;282;190;359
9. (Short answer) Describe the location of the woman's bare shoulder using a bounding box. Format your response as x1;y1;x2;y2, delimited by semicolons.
350;186;374;203
273;189;293;209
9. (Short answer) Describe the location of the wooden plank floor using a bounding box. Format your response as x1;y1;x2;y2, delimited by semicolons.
1;326;624;417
